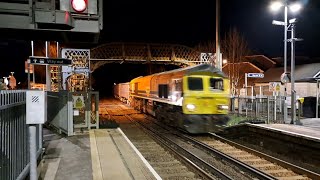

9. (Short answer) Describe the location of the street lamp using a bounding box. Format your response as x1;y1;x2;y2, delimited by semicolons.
270;0;303;124
289;3;302;13
222;59;227;64
270;1;302;81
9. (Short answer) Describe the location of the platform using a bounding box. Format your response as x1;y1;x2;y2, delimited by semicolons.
40;128;160;180
255;118;320;142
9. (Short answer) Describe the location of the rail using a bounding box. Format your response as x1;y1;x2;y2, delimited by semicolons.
208;133;320;180
124;114;224;180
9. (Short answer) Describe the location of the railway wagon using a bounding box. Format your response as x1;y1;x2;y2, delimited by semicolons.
129;64;231;134
113;82;130;104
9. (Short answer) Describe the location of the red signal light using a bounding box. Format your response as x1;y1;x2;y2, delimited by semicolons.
71;0;87;13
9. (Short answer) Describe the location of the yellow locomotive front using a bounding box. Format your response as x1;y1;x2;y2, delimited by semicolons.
181;72;230;133
128;64;230;134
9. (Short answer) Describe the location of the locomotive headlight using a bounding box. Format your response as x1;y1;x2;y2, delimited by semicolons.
186;104;196;110
218;105;229;110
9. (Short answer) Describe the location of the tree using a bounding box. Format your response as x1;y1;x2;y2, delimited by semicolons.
221;28;250;95
194;41;216;54
195;28;251;95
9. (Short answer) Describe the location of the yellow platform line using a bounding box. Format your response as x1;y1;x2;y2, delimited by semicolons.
117;128;162;180
89;130;103;180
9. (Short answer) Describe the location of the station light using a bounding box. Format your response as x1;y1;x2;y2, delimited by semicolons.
289;3;302;13
71;0;87;13
270;1;283;12
222;59;227;64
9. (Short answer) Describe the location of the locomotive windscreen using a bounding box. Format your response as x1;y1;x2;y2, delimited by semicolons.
188;77;203;91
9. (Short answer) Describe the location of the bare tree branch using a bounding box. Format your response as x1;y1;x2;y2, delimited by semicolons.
221;28;250;95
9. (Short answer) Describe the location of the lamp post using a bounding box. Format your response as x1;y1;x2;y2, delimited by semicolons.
288;18;303;124
270;1;290;82
216;0;222;70
270;1;302;124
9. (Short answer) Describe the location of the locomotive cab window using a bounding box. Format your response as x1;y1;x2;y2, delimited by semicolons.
209;78;223;91
188;77;203;91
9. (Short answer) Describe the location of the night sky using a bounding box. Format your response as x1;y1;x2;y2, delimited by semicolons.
0;0;320;92
100;0;320;57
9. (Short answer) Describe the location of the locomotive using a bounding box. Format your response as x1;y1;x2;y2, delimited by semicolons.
113;64;230;133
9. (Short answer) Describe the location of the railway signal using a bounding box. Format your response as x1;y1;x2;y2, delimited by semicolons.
71;0;88;13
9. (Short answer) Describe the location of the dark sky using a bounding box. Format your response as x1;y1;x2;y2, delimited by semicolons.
1;0;320;84
100;0;320;57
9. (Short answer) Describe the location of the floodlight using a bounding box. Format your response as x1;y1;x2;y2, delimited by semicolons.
222;59;227;64
290;3;302;13
270;1;283;12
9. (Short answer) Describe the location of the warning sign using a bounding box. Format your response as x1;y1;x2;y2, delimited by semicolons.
73;96;84;109
269;82;281;92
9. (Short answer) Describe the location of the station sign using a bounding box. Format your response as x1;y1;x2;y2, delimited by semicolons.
247;73;264;78
29;56;72;65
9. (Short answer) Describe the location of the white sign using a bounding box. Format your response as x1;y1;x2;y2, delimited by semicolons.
26;91;47;124
73;109;80;116
247;73;264;78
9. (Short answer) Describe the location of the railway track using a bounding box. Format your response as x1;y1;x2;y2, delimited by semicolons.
100;99;320;180
193;134;320;180
101;101;207;179
145;116;320;180
138;116;274;180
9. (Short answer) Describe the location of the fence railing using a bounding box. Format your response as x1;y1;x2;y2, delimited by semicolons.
0;90;42;180
230;96;287;124
47;91;74;136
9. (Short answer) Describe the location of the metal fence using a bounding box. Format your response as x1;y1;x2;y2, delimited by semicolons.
0;90;42;180
72;91;99;131
47;91;74;136
230;96;286;124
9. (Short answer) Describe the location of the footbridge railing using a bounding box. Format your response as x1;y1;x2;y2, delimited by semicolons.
90;43;213;71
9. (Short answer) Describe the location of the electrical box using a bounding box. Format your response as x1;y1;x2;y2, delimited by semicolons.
26;91;47;124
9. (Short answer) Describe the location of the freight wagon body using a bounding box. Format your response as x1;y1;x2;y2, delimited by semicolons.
113;82;130;104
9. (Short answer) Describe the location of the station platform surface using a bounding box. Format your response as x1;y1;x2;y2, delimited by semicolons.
252;118;320;142
40;128;159;180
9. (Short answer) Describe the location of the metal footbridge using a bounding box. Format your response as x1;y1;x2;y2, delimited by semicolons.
90;43;214;71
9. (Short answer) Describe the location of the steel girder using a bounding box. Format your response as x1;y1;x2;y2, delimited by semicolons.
90;43;212;71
